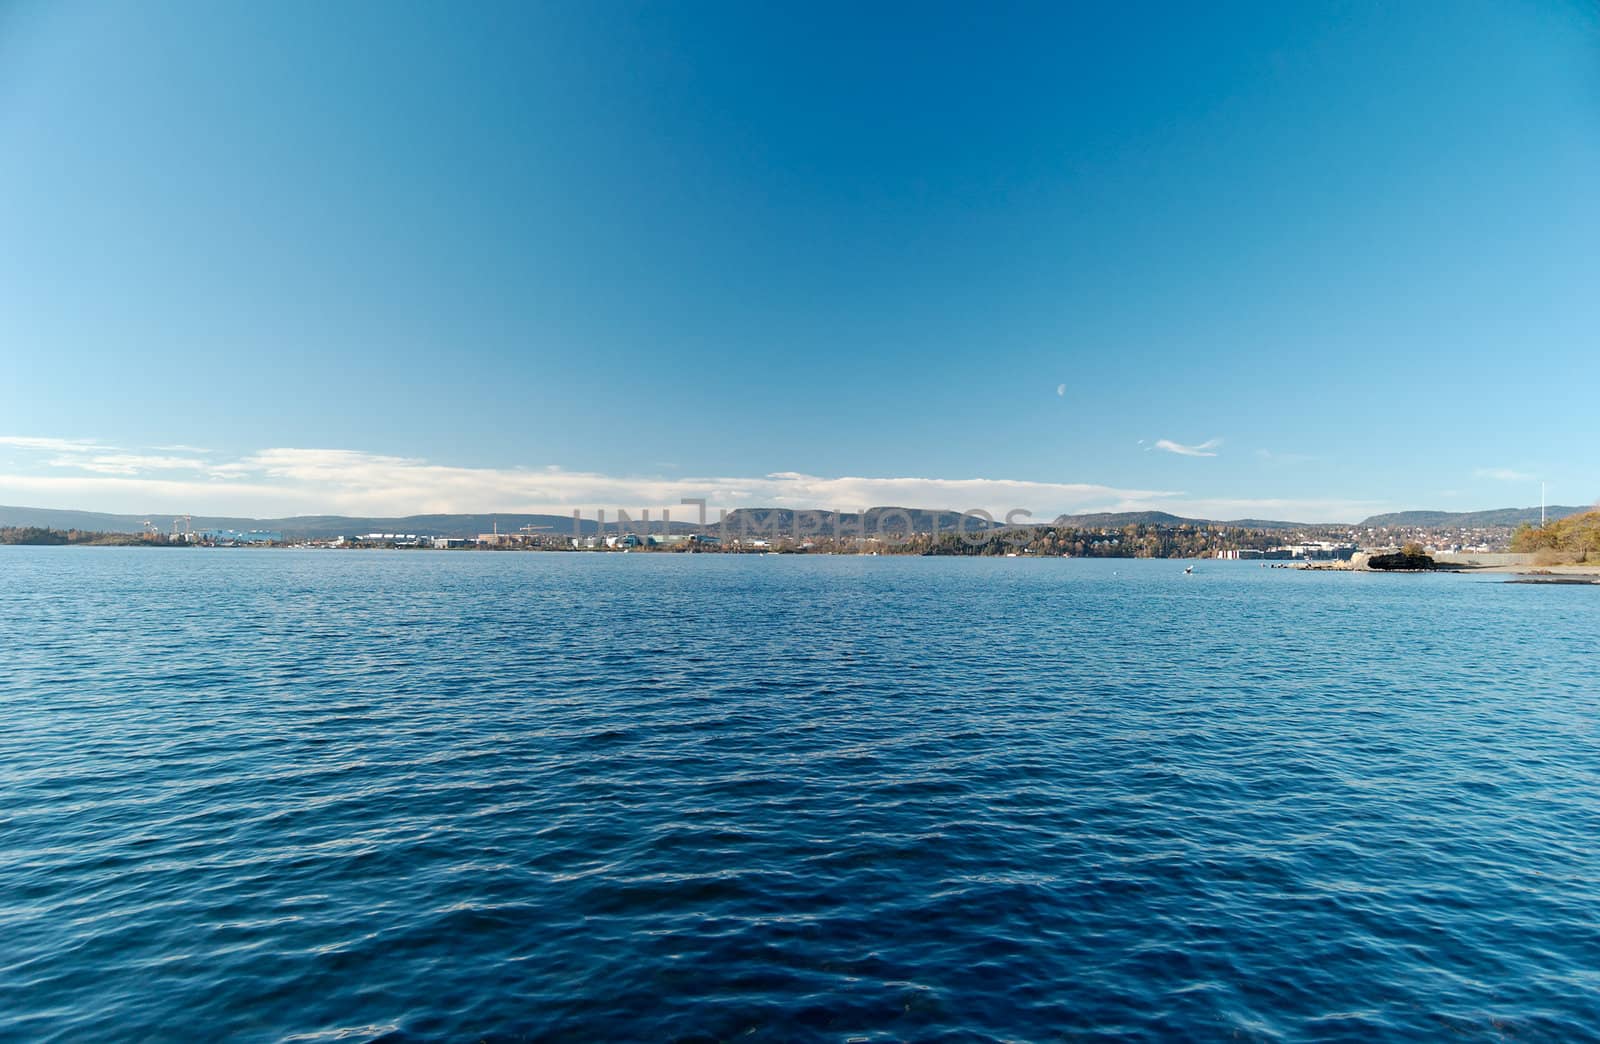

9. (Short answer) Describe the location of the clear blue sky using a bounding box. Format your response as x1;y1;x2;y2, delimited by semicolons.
1;1;1596;520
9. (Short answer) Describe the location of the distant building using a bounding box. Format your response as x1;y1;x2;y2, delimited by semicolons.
359;533;422;547
200;529;280;545
647;533;719;548
1262;542;1357;561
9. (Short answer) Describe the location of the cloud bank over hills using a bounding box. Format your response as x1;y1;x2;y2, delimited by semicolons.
0;436;1387;522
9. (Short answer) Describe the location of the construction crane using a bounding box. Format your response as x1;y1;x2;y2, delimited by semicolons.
515;523;553;547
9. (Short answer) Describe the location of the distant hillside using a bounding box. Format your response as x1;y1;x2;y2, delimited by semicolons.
0;503;1003;539
717;506;1001;535
0;503;999;540
0;505;198;534
1222;517;1322;530
0;505;640;539
1358;506;1590;528
1049;511;1192;528
1048;511;1312;530
11;501;1586;541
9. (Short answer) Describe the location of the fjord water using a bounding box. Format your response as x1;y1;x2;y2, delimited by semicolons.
2;549;1597;1041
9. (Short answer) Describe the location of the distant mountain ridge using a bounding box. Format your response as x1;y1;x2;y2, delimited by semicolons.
1047;511;1313;530
0;505;615;539
4;502;1591;540
0;504;1006;539
716;507;1002;534
1357;506;1590;528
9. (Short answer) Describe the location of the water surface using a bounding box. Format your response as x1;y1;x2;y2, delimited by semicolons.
2;549;1597;1040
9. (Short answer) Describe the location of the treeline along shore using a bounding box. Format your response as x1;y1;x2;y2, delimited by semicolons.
8;506;1595;561
0;527;192;547
1511;510;1600;562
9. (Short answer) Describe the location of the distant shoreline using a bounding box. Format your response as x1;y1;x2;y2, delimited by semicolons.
7;541;1599;583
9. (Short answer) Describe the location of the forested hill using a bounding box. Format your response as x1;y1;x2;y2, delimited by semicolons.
1049;511;1310;530
0;505;610;539
1358;506;1589;527
7;501;1593;540
716;507;1003;534
0;504;995;539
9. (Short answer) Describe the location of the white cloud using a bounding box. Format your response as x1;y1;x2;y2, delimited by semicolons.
0;435;111;452
0;473;300;512
0;436;1384;522
47;453;214;476
1153;437;1221;458
1056;383;1066;397
4;434;224;478
199;449;1186;517
1474;467;1535;482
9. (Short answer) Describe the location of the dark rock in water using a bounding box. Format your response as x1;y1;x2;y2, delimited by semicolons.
1368;551;1435;571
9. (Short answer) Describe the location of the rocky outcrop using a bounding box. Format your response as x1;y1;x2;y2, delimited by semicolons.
1366;551;1435;571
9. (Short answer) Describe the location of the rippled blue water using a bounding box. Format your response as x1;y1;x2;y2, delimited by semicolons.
2;548;1598;1041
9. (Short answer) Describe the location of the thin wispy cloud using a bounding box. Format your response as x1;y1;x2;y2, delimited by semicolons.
1153;437;1222;458
6;434;224;478
1474;467;1535;482
0;435;113;453
47;453;215;476
1056;383;1067;397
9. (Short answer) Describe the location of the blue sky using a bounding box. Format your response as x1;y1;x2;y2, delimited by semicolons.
1;1;1596;521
